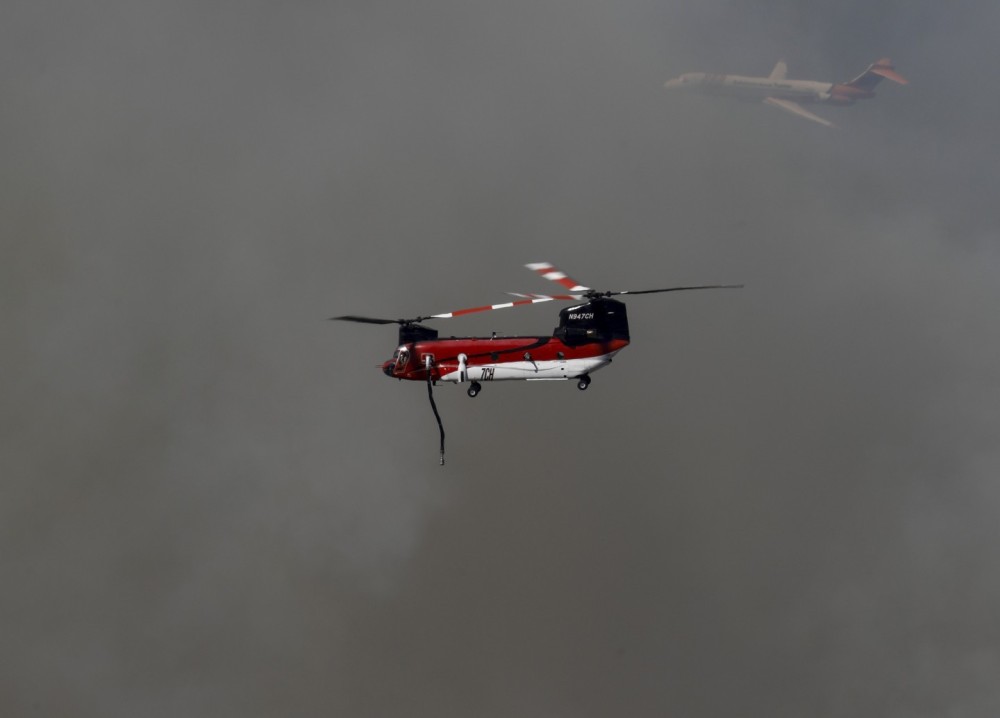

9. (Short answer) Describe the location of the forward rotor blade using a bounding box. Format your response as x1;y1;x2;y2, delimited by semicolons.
330;315;406;325
332;295;564;325
525;262;591;293
613;284;744;296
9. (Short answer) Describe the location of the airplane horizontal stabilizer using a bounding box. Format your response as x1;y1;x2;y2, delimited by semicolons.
868;58;908;85
763;97;836;127
847;58;908;89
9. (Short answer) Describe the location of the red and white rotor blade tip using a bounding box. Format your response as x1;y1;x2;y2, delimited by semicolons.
428;296;564;320
525;262;591;293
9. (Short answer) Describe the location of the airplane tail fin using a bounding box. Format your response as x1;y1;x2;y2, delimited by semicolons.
845;58;908;90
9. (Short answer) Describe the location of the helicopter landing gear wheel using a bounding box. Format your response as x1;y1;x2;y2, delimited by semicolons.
467;381;482;398
577;375;591;391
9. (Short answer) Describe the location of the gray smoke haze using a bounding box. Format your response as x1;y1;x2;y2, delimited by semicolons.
3;1;999;715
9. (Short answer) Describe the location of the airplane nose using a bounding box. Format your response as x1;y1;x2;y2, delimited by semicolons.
664;78;682;90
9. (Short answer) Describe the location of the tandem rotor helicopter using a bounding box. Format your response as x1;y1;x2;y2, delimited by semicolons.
333;262;742;464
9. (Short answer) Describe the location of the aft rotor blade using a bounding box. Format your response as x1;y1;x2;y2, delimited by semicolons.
506;292;586;301
525;262;591;293
428;296;565;319
613;284;744;296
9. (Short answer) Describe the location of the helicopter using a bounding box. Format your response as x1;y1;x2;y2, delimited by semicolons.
333;262;742;463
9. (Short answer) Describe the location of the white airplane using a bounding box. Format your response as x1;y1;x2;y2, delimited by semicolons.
664;58;907;127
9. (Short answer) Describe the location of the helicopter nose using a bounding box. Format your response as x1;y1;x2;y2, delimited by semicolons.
382;361;394;376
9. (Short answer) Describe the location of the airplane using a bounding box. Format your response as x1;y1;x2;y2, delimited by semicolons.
664;58;907;127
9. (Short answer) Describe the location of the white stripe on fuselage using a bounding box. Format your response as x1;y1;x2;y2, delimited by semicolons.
439;353;618;383
685;74;832;101
724;75;833;100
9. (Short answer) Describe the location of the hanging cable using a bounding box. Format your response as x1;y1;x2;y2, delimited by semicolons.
425;358;445;465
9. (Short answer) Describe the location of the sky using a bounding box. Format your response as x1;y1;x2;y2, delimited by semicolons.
3;1;1000;715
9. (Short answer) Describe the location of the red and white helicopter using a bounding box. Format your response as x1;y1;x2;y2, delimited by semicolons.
334;262;741;463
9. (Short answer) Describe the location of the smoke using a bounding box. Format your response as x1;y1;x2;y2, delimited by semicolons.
2;0;999;715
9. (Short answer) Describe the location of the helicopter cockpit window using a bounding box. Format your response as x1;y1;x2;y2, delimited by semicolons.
395;347;409;371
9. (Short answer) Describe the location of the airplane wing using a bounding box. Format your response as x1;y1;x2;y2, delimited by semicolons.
768;60;787;80
763;97;835;127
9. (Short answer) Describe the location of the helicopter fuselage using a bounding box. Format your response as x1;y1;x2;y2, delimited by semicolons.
384;334;629;384
382;297;631;389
